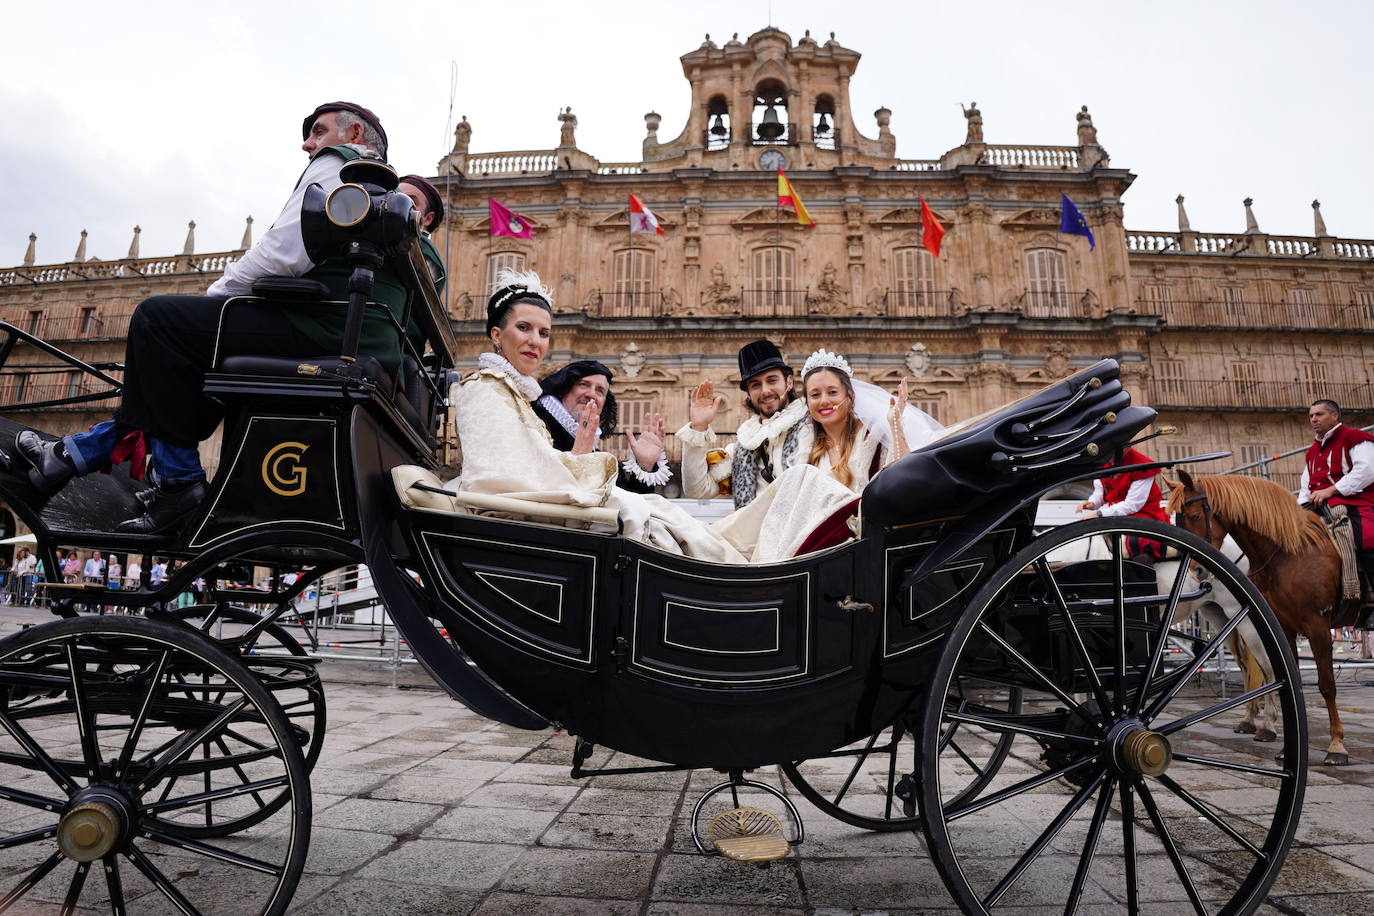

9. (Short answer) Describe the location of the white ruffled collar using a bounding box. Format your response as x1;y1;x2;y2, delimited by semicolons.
478;351;543;401
735;397;808;450
537;393;601;441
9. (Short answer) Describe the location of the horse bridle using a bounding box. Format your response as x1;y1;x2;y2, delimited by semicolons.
1180;488;1280;576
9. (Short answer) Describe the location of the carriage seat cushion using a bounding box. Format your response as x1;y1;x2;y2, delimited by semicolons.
792;497;861;556
250;277;330;300
394;466;460;513
216;354;395;397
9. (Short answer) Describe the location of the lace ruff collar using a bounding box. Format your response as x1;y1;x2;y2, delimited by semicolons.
735;397;808;450
537;394;601;441
478;352;543;401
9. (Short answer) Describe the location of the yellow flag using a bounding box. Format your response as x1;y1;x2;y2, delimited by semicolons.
776;169;815;227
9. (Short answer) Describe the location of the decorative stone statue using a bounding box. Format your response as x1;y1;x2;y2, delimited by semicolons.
808;262;847;314
1076;106;1097;145
703;263;737;313
1044;341;1072;378
962;102;983;144
620;342;646;379
904;342;931;378
558;107;578;148
452;116;471;154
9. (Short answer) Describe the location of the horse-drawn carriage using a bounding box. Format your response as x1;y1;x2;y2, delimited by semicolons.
0;163;1308;914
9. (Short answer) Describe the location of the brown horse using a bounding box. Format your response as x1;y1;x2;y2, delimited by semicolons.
1166;469;1357;765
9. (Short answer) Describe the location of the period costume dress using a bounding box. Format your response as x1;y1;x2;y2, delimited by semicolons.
450;353;746;563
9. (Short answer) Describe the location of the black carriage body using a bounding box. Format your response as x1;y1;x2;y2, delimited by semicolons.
384;496;1027;769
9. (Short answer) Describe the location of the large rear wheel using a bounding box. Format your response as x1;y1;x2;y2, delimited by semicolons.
920;518;1306;915
0;615;310;915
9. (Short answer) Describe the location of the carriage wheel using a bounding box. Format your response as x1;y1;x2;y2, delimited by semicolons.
781;678;1022;832
0;615;309;915
919;517;1306;915
155;604;326;838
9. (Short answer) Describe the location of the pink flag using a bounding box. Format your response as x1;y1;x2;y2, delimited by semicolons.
488;198;534;239
628;194;664;236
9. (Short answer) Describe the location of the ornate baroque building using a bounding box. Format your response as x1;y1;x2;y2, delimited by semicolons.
2;27;1372;527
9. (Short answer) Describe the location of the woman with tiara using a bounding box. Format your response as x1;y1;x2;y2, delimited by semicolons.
712;347;943;562
444;269;747;561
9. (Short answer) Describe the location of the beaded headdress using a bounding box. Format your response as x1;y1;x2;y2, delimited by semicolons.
802;348;852;378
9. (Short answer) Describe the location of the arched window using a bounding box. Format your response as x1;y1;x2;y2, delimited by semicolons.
1024;248;1068;316
749;247;796;314
612;248;656;316
812;94;836;150
891;247;936;314
485;251;526;296
706;95;730;151
751;80;790;145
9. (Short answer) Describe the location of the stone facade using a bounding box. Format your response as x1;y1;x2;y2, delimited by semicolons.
2;27;1371;516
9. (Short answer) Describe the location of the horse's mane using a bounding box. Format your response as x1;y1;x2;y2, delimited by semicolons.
1167;474;1328;554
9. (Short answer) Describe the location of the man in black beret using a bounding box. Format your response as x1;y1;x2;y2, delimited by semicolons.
533;360;671;494
398;174;447;291
11;101;425;534
675;339;807;507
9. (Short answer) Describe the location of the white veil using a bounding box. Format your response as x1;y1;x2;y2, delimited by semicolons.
851;378;944;453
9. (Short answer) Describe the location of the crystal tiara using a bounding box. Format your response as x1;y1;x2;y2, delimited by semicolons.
802;348;852;378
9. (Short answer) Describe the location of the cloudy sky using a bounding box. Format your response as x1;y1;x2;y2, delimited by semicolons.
4;0;1369;265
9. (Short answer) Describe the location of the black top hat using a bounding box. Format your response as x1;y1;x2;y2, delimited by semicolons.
737;339;791;390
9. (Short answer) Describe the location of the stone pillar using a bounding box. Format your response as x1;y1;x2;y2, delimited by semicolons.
127;225;141;259
1177;195;1198;252
1242;198;1268;255
23;233;36;267
1314;200;1335;257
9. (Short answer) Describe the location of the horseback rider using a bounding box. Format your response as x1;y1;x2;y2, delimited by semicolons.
1299;398;1374;625
1076;446;1169;560
11;102;441;535
677;340;809;507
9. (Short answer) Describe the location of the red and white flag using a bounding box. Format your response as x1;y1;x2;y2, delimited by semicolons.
489;198;534;239
628;194;664;236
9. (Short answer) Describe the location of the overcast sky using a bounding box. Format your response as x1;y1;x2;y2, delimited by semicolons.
4;1;1369;265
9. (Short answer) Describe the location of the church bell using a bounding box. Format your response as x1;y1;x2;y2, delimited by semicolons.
757;105;784;141
710;114;728;137
814;112;831;136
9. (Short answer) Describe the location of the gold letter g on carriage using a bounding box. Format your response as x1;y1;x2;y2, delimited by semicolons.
262;442;308;497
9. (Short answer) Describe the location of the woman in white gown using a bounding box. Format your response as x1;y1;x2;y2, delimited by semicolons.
448;270;746;562
713;348;943;562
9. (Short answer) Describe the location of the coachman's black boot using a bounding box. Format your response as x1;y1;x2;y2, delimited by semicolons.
116;479;208;535
12;431;77;495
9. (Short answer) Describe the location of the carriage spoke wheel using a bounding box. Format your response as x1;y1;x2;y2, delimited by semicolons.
781;679;1022;832
0;616;309;915
159;604;326;838
919;518;1305;915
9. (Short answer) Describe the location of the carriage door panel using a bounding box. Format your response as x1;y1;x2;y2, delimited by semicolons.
623;548;859;688
416;527;599;668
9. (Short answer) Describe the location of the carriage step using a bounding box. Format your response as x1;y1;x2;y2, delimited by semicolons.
707;808;790;862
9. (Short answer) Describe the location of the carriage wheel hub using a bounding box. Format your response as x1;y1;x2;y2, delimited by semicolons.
58;801;122;862
1119;727;1172;776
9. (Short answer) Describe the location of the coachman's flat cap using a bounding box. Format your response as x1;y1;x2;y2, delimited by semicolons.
301;102;388;154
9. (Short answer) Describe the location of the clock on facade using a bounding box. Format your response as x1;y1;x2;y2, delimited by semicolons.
759;149;786;171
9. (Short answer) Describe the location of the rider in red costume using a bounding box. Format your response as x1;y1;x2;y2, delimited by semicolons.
1077;446;1168;560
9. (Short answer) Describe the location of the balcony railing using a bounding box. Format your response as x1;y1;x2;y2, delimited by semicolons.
702;129;731;151
0;378;118;411
1147;379;1373;411
1009;290;1096;319
585;291;666;318
1137;298;1374;331
743;122;797;146
878;290;959;317
738;288;808;315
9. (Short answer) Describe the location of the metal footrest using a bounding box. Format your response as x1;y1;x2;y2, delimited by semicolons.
707;807;790;862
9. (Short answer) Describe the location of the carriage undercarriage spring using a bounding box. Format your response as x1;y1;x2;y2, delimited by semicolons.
0;163;1308;914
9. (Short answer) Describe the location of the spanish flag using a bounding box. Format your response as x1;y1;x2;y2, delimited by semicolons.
776;169;815;227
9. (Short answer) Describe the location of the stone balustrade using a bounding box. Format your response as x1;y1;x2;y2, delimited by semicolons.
1127;229;1374;260
982;145;1080;169
463;151;560;175
595;163;649;175
0;253;239;287
892;159;941;171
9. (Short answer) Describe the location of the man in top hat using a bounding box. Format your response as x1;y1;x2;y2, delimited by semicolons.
12;101;425;535
677;339;808;507
532;360;670;494
1300;399;1374;623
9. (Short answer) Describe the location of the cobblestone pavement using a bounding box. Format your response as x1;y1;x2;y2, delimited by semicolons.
2;604;1373;914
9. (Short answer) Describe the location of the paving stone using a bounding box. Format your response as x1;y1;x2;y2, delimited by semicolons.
462;781;580;811
541;811;671;851
293;879;480;915
425;805;559;844
314;797;444;834
501;847;656;899
472;892;640;915
356;838;522;889
370;773;485;805
651;852;803;907
567;787;681;816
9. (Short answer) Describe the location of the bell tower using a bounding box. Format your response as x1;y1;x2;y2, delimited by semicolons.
642;28;897;170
